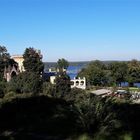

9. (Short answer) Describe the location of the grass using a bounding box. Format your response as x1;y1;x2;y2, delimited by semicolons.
129;87;140;92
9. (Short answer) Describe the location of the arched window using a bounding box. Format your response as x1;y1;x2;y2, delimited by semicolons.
80;81;84;86
11;71;17;78
76;81;79;86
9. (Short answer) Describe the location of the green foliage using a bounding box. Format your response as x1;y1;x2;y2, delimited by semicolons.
0;80;7;98
64;88;87;103
0;45;17;80
127;59;140;86
76;134;92;140
78;60;110;86
0;45;10;60
109;62;128;86
79;60;140;87
71;94;121;136
57;58;69;70
0;87;139;140
0;95;78;140
7;72;43;94
55;72;71;98
43;82;56;96
23;47;44;74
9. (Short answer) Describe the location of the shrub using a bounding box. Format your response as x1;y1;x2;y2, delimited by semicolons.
43;82;56;97
7;72;43;94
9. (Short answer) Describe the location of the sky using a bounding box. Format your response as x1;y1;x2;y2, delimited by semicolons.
0;0;140;62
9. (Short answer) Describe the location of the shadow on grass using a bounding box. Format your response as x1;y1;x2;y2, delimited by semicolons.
0;95;140;140
115;103;140;140
0;95;79;140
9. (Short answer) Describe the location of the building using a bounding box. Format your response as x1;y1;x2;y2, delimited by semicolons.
11;55;25;72
44;71;86;90
4;65;19;82
71;77;86;89
90;89;112;97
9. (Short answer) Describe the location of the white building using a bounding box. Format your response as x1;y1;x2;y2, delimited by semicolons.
71;77;86;90
49;76;86;90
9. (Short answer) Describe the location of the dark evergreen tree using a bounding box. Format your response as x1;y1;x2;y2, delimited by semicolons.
55;72;71;98
57;58;69;71
7;72;43;94
127;59;140;86
23;47;44;75
0;45;17;80
0;46;10;80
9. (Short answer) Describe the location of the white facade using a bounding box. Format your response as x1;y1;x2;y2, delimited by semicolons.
50;76;56;84
71;77;86;90
49;76;86;90
11;55;25;72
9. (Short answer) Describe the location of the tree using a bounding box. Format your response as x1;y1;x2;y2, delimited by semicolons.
127;59;140;86
78;60;109;86
23;47;44;75
57;58;69;71
0;45;17;80
7;72;43;94
0;80;7;98
0;46;9;79
109;62;128;86
55;72;71;98
43;82;56;97
0;46;10;60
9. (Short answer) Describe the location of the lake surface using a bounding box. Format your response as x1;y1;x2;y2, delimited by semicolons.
66;65;84;79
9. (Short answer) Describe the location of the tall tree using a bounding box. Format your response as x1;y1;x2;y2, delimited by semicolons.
127;59;140;86
0;46;10;59
0;45;17;80
78;60;109;86
23;47;44;75
57;58;69;71
109;62;128;86
55;72;71;98
0;46;9;78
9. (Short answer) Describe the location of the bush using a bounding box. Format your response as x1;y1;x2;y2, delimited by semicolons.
64;88;87;103
43;82;56;96
0;80;7;98
55;72;71;98
7;72;43;94
0;88;4;98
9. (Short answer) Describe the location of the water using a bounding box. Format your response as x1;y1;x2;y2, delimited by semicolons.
121;82;140;88
66;65;83;79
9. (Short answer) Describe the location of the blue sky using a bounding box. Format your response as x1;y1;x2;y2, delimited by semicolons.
0;0;140;62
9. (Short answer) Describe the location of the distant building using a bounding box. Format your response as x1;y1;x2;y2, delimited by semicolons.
11;55;25;72
43;71;56;83
43;70;86;90
4;50;42;82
